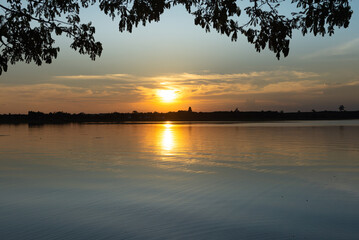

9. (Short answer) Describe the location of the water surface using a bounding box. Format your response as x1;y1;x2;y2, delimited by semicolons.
1;121;359;239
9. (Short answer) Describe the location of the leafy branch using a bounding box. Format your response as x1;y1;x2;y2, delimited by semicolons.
0;0;353;75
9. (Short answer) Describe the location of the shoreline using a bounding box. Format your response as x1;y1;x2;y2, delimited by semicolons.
1;110;359;124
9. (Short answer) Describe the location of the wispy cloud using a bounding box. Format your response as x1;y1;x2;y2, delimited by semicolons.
143;70;320;84
135;70;323;99
0;83;143;113
1;69;359;113
53;73;134;80
302;38;359;59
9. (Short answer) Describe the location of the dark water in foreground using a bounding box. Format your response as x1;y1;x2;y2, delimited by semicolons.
1;121;359;240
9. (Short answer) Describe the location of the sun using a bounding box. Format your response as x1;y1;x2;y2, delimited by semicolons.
157;89;177;102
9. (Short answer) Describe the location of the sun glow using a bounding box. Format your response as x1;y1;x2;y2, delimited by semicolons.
157;89;177;103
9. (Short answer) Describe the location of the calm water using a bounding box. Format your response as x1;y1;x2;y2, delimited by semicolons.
1;121;359;240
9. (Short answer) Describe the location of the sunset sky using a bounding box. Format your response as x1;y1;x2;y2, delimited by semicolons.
1;2;359;114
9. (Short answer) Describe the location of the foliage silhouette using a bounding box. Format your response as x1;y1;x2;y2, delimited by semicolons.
0;0;353;75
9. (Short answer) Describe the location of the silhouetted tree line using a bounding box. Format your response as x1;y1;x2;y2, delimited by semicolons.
1;109;359;124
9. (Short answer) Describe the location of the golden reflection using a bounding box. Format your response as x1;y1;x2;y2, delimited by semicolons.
161;122;174;153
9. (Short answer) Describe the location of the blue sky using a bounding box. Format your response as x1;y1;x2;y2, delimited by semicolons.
1;1;359;113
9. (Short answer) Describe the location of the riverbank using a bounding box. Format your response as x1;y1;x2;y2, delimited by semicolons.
1;110;359;124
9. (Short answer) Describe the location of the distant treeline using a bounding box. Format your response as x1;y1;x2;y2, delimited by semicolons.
1;110;359;124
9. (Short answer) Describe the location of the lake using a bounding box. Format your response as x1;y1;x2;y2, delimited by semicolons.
1;121;359;239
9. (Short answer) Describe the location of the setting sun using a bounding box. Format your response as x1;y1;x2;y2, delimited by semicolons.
157;89;177;103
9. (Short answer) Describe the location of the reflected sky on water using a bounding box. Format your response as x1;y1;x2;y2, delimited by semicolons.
0;121;359;239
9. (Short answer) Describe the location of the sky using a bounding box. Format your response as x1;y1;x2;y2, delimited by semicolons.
1;1;359;114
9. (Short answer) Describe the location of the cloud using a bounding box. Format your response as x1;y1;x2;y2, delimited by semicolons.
136;70;323;98
302;38;359;59
260;80;326;93
137;71;359;111
2;69;359;113
53;73;134;80
0;83;145;113
144;70;320;84
51;70;321;91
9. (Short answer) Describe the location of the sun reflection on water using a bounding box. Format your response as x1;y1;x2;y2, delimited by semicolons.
161;122;174;153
